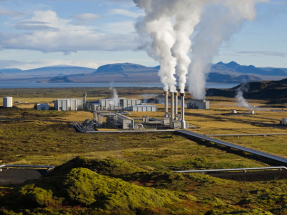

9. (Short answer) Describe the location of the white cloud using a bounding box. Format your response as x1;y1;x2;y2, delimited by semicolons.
15;21;58;30
0;10;25;17
0;60;22;69
111;9;143;18
104;21;135;34
238;51;287;57
1;10;136;54
72;13;100;22
0;31;136;54
12;59;99;70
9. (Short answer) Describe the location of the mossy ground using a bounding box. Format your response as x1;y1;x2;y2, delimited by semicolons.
1;157;287;214
1;88;287;214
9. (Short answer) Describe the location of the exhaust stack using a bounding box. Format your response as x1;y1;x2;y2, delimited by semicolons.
175;92;178;119
165;91;169;117
171;92;175;120
181;93;186;129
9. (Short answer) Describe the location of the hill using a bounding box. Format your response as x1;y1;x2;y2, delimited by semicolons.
212;61;287;76
94;63;154;73
206;78;287;103
48;76;74;83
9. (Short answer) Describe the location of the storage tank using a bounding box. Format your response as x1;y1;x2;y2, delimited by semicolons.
3;97;13;108
250;110;255;115
232;110;237;114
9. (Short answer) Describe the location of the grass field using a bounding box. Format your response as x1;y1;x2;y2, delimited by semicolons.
1;88;287;214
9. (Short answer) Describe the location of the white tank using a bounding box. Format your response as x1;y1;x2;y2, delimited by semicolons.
232;110;237;114
3;97;13;108
250;110;255;115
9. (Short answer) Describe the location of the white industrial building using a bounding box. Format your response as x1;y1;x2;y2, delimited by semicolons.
3;97;13;108
187;100;210;110
132;105;157;112
54;99;84;111
37;103;49;111
99;98;141;111
106;113;134;129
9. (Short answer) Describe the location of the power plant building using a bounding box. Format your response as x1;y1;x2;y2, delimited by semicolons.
37;103;49;110
54;99;84;111
3;97;13;108
187;100;210;110
132;105;157;112
99;98;141;111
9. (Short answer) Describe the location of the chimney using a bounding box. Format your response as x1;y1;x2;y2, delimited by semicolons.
181;93;186;129
83;92;87;104
175;92;178;120
165;90;169;117
171;92;175;120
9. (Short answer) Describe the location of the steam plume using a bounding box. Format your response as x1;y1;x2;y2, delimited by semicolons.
109;84;119;107
235;83;252;109
134;0;269;96
188;0;269;99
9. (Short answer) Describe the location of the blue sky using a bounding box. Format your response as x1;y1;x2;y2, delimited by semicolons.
0;0;286;70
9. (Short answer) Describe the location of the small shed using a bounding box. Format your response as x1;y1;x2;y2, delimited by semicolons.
3;97;13;108
37;103;49;111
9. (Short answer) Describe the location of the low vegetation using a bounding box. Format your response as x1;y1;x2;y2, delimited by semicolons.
1;157;287;214
1;88;287;214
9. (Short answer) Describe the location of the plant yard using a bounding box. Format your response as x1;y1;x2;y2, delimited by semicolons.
1;88;287;214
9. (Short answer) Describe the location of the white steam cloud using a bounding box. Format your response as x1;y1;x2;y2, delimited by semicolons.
235;83;252;109
109;84;119;107
133;0;269;96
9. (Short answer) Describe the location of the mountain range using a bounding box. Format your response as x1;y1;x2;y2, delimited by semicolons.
0;62;286;84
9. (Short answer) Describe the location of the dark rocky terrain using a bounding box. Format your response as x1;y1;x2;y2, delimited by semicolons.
207;78;287;103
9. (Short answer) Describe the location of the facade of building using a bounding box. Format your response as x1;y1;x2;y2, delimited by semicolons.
132;105;157;112
99;98;141;111
187;100;210;110
37;103;49;110
3;97;13;108
54;99;83;111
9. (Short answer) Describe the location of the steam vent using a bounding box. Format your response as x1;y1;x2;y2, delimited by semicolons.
161;90;188;129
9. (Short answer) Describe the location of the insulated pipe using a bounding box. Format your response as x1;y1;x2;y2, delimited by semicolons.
175;92;178;119
165;91;169;117
171;92;175;120
181;93;186;129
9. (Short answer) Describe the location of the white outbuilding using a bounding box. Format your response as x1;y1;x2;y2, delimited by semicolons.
54;99;83;111
3;97;13;108
37;103;49;111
